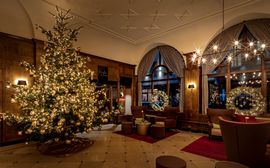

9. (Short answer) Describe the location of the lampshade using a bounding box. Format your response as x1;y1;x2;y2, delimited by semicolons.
188;84;195;89
17;80;27;85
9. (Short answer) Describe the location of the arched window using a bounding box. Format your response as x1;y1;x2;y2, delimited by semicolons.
203;20;270;114
138;45;185;111
142;52;180;107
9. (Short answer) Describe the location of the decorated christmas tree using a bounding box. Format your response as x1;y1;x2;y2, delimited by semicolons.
4;8;106;143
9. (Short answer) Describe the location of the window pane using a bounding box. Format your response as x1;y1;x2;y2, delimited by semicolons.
153;66;168;80
208;76;226;109
231;53;261;72
142;82;151;107
169;79;180;107
153;80;167;92
231;72;262;89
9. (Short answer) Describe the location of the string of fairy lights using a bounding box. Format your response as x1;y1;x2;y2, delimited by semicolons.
191;40;266;65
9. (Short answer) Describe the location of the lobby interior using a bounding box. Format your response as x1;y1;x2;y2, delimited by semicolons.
1;0;270;168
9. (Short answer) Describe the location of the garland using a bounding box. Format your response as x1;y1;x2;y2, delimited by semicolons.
226;86;265;116
150;90;169;111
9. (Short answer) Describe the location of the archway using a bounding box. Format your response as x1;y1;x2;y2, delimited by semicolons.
137;45;186;112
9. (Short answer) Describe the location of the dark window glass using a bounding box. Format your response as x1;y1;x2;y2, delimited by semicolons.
141;51;181;107
231;72;261;89
208;76;226;109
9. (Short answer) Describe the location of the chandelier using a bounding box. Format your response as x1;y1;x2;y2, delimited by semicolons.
192;0;266;65
192;41;266;65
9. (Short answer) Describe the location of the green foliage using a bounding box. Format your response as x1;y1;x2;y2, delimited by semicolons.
4;8;106;143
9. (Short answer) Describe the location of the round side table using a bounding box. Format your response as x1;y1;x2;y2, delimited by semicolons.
156;155;186;168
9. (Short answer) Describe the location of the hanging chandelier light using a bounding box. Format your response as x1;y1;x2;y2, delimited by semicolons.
192;0;266;66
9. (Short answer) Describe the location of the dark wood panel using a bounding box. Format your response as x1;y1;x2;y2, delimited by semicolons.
108;66;119;81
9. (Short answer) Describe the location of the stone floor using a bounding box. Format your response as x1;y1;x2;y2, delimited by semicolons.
0;124;218;168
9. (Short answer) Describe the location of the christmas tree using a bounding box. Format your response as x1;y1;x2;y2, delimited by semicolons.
4;8;106;143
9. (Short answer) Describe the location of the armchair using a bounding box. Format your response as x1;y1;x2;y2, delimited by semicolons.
219;116;270;168
163;107;179;129
207;108;234;139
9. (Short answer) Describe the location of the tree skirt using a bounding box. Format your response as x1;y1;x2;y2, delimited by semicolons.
37;137;94;156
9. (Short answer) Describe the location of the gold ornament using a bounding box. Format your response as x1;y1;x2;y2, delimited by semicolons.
18;131;22;135
65;139;71;144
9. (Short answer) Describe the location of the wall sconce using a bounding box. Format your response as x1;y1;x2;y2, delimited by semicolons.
188;83;195;110
17;80;27;86
188;84;195;89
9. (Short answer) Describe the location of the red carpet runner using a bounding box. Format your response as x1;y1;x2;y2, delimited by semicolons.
181;136;227;160
114;131;177;144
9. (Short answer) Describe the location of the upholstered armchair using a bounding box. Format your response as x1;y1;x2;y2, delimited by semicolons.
163;107;179;129
206;108;234;139
219;116;270;168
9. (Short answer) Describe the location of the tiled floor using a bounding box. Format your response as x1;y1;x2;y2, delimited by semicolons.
0;124;217;168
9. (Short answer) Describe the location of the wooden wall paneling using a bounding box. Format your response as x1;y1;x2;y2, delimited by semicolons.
0;68;3;143
133;75;138;106
108;66;119;81
86;59;98;80
184;68;200;114
0;33;33;144
33;39;45;66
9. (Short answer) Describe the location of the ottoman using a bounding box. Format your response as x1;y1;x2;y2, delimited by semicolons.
156;155;186;168
151;124;165;139
121;121;133;134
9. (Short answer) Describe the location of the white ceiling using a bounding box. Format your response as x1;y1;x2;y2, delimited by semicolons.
41;0;255;44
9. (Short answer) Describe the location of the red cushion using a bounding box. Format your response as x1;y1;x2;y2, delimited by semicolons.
235;114;256;122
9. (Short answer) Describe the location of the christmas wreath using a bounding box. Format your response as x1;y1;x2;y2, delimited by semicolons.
150;90;169;111
226;86;265;116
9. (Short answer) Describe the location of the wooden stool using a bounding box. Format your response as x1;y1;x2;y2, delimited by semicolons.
156;155;186;168
121;121;133;134
151;124;165;139
215;161;249;168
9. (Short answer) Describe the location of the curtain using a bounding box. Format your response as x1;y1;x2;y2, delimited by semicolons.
158;45;185;77
137;48;158;105
201;19;270;114
201;23;244;114
246;19;270;50
202;24;244;75
159;45;185;112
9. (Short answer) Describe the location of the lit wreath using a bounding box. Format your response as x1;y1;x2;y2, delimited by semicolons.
150;90;169;111
226;86;265;116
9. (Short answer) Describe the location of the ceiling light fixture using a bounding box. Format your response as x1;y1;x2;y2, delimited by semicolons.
192;0;266;66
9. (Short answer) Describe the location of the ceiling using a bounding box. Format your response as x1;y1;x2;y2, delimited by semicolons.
41;0;255;44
